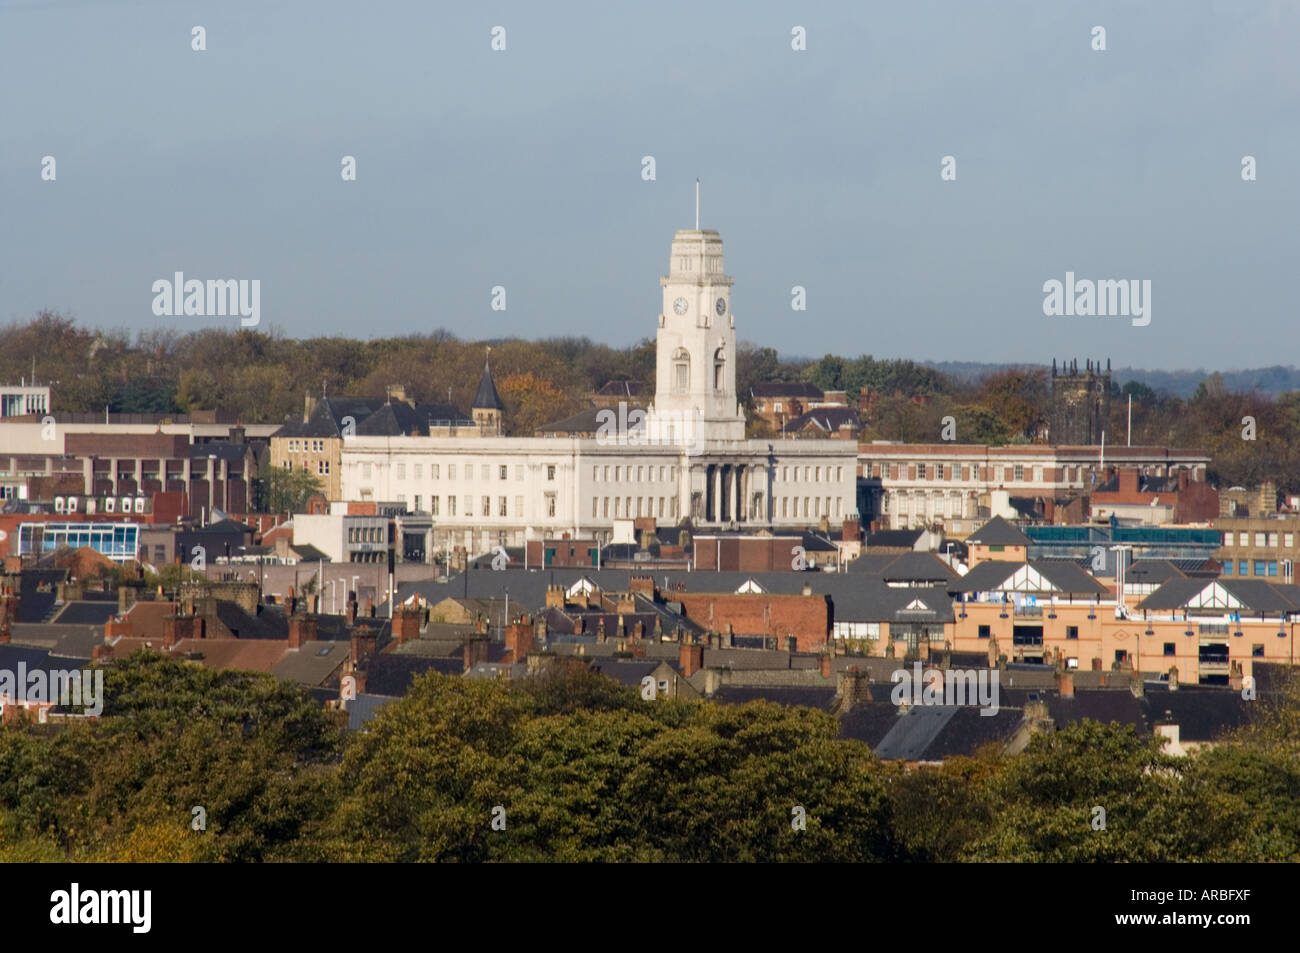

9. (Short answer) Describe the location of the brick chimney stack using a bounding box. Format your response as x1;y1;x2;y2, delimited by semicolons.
679;639;704;677
288;613;319;649
463;636;490;671
350;627;378;668
836;667;869;712
842;515;861;543
0;584;15;644
1056;670;1074;698
163;611;202;649
393;606;421;644
505;617;535;663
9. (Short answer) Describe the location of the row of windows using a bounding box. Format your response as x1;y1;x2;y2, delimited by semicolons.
395;495;559;519
285;461;330;475
592;496;680;520
286;439;325;453
778;497;841;519
1222;560;1290;578
1223;531;1295;549
593;465;678;483
361;462;557;482
869;462;1056;483
778;466;843;484
346;526;386;543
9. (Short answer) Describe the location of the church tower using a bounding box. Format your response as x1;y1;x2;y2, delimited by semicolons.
472;356;504;436
647;226;745;443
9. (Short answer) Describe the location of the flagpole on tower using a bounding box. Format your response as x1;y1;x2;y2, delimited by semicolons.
695;178;700;230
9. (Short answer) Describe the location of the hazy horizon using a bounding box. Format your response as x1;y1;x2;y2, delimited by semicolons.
3;0;1296;370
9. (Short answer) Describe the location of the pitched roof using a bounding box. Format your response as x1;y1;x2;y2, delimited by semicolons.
595;381;646;397
711;685;837;710
271;640;349;686
534;407;605;436
1137;578;1300;613
50;601;119;626
782;407;860;434
966;516;1031;547
347;693;397;730
274;397;384;438
355;401;472;436
953;560;1108;595
863;529;924;549
472;361;504;411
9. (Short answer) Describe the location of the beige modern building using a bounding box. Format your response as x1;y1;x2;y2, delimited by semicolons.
858;442;1210;533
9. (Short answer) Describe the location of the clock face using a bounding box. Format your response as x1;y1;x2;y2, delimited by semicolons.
715;297;726;316
673;297;688;315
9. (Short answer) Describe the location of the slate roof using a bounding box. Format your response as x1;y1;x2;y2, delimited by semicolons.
782;407;859;434
952;559;1108;596
17;569;66;623
534;407;605;436
966;516;1031;547
586;658;665;687
1046;690;1146;734
0;643;54;676
274;397;384;438
355;401;472;436
396;569;963;630
347;693;397;730
1125;559;1189;585
595;381;646;397
364;653;458;696
877;552;957;584
711;685;837;710
215;602;289;639
50;601;118;626
271;640;349;686
838;703;904;747
1137;578;1300;613
863;529;924;549
472;361;504;411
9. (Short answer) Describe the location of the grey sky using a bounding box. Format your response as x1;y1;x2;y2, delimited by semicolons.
2;0;1295;369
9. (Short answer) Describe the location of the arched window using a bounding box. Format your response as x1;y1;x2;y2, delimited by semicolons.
713;347;726;391
673;348;690;393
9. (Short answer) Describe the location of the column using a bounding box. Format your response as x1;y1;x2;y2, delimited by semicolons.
712;465;722;523
736;465;745;522
730;465;740;522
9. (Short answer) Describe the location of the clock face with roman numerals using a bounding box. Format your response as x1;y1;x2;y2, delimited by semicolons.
673;297;688;315
715;297;726;316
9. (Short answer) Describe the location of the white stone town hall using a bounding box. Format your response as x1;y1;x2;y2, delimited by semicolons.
339;225;858;553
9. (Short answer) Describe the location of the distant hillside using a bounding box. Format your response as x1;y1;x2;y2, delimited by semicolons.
919;361;1300;398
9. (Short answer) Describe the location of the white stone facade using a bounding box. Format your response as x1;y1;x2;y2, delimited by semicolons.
337;225;857;554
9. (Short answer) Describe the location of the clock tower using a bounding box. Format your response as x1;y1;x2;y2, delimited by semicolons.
647;227;745;443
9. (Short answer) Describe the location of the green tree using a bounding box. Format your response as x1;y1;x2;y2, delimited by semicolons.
258;465;323;514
